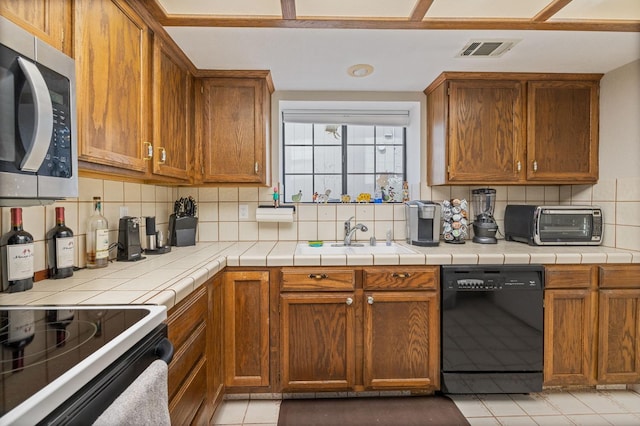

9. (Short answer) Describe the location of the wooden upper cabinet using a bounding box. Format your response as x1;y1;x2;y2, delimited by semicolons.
527;80;599;182
151;38;192;181
1;0;72;54
197;73;273;184
425;72;601;185
447;80;524;183
75;0;150;174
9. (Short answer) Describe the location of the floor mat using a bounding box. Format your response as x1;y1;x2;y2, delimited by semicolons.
277;395;470;426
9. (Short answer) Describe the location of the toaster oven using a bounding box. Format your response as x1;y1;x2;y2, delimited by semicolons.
504;205;603;246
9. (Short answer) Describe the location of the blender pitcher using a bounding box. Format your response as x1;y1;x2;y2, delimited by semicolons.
472;188;498;244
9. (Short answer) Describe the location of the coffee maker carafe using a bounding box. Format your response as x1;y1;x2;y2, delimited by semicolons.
472;188;498;244
405;200;441;246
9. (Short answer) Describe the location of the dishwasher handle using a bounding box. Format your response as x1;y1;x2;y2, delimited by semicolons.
155;337;174;364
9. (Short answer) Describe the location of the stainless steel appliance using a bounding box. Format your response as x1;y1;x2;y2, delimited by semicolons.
441;265;544;394
0;305;171;424
405;200;441;246
504;205;603;246
0;16;78;206
471;188;498;244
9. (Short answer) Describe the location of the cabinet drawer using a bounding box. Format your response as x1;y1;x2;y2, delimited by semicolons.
281;268;355;291
545;265;596;289
599;265;640;289
168;322;207;401
169;357;208;426
364;267;438;290
168;286;207;349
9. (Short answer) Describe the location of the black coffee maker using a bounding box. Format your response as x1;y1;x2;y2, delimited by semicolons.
117;216;144;261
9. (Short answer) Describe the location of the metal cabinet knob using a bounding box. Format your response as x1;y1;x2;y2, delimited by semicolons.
367;296;374;305
533;160;538;172
517;161;522;172
346;297;353;306
391;272;411;278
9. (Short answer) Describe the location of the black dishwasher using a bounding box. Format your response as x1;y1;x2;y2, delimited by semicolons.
441;265;544;394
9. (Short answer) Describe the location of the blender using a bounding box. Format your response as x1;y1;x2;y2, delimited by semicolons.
472;188;498;244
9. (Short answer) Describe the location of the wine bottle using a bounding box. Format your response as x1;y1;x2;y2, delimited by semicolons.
0;208;35;293
0;310;35;371
46;207;75;279
86;196;109;269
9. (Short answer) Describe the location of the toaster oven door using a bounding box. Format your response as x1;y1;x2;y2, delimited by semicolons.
536;209;602;245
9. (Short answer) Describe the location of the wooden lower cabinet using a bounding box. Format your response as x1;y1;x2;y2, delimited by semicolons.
279;266;439;393
543;265;597;386
167;285;211;425
363;290;439;390
598;265;640;384
544;289;597;386
223;270;270;388
280;292;356;391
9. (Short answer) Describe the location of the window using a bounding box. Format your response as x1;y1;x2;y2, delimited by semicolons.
282;123;406;203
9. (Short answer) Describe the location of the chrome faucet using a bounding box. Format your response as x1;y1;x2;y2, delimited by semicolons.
344;216;368;246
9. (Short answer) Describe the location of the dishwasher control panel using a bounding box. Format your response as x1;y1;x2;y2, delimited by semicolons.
441;265;544;291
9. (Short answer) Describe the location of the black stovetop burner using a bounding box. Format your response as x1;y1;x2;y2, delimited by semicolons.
0;306;151;418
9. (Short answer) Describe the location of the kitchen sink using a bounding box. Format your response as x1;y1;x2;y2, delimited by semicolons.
295;242;417;255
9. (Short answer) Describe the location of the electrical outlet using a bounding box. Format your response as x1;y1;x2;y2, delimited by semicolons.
119;206;128;218
239;204;249;219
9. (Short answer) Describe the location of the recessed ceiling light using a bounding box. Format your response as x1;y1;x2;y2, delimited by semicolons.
347;64;374;77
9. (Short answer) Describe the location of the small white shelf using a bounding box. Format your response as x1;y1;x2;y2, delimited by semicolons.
256;205;295;222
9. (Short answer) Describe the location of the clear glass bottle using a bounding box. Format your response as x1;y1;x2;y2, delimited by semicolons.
1;208;35;293
86;196;109;269
46;207;75;279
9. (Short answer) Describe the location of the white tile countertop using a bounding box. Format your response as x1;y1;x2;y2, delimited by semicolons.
1;241;638;309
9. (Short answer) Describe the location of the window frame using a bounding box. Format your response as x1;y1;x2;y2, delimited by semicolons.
281;123;407;202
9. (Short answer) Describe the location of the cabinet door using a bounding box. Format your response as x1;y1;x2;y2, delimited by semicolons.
280;292;356;391
0;0;71;54
543;289;597;386
152;38;191;180
200;78;268;183
363;291;439;390
223;271;270;388
75;0;150;173
527;80;599;182
598;289;640;383
167;285;209;425
448;80;524;183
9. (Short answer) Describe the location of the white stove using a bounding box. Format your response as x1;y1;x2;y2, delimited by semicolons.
0;305;168;425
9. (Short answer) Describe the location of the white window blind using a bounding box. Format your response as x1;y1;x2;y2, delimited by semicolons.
281;109;410;127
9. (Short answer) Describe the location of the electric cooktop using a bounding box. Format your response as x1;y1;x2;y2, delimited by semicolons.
0;305;166;424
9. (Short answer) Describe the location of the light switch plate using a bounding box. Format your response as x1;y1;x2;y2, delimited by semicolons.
120;206;128;218
239;204;249;219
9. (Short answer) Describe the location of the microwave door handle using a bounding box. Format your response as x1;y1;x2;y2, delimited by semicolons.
17;57;53;172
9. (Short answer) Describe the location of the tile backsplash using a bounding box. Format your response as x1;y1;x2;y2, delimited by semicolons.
0;176;638;276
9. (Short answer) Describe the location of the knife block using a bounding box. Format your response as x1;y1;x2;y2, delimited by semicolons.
168;214;197;246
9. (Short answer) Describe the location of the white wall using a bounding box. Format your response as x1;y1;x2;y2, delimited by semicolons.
599;59;640;180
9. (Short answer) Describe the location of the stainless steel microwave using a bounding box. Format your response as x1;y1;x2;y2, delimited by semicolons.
504;205;603;246
0;16;77;206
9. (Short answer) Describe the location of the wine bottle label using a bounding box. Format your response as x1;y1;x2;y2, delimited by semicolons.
7;310;35;343
6;243;35;281
95;229;109;260
56;237;75;268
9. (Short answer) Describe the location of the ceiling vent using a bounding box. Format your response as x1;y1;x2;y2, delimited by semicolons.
457;40;520;58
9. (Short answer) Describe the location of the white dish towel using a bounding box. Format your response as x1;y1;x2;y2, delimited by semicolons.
93;359;170;426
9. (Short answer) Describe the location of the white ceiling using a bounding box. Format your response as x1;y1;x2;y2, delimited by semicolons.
157;0;640;91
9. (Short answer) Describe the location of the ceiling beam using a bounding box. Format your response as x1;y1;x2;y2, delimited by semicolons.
410;0;435;22
281;0;296;20
532;0;573;22
156;16;640;32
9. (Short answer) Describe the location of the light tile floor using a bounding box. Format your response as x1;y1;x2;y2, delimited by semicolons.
211;389;640;426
